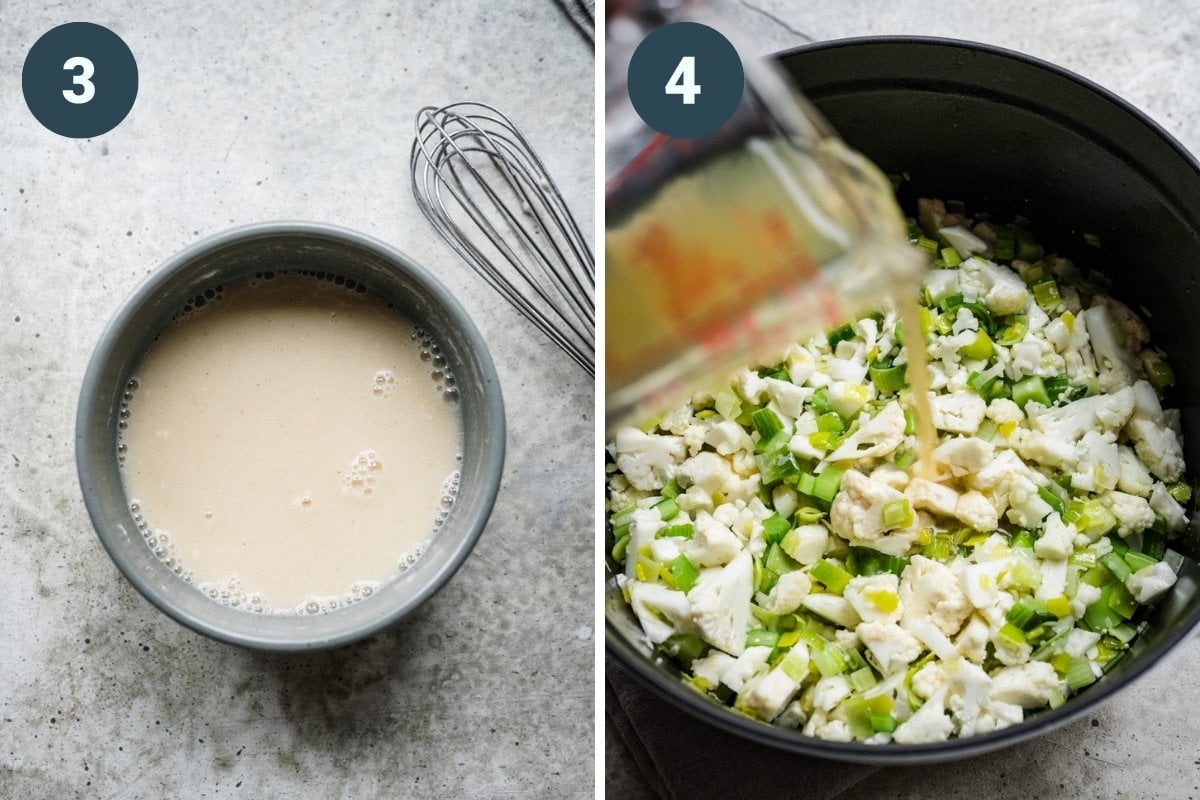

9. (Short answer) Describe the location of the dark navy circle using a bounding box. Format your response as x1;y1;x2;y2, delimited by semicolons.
22;22;138;139
626;22;744;139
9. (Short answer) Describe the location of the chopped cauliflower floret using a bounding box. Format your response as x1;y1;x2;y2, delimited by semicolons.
1150;482;1187;532
803;710;854;742
686;512;743;568
906;477;959;518
900;555;971;637
740;645;809;721
719;646;773;692
765;570;812;615
829;469;909;542
1081;304;1138;392
734;369;769;405
827;381;868;421
928;390;987;434
800;593;861;629
705;420;754;456
1126;561;1177;604
956;490;1000;532
764;377;813;419
989;662;1060;708
691;651;736;687
678;452;739;495
812;675;852;711
826;402;906;462
858;621;924;674
955;615;990;664
1116;445;1154;496
1071;583;1102;618
1035;513;1076;561
614;427;685;491
843;573;903;625
628;582;692;644
934;437;995;477
960;256;1031;314
986;397;1024;425
782;523;828;566
688;551;754;655
1100;491;1156;536
892;686;954;744
912;662;948;699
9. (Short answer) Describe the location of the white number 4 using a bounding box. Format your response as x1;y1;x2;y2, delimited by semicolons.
62;56;96;105
665;56;701;105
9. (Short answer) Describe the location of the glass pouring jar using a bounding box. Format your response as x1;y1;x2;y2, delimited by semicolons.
605;1;926;431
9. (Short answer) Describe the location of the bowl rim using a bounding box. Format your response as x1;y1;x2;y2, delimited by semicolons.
605;34;1200;763
76;220;506;651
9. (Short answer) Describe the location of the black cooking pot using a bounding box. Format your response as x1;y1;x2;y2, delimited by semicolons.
606;36;1200;763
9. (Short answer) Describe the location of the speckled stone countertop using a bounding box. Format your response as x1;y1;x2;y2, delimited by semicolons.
0;2;593;798
607;1;1200;797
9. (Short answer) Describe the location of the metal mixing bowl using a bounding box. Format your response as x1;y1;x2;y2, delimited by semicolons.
77;222;505;651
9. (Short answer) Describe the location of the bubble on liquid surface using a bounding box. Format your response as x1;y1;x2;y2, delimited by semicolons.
343;449;384;496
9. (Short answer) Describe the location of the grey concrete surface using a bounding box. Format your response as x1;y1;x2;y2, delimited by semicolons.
606;0;1200;797
0;2;594;798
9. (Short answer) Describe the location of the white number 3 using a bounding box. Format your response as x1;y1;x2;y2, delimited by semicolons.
62;56;96;104
665;56;701;105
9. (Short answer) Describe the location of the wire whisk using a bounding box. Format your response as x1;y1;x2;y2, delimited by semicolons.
411;102;595;375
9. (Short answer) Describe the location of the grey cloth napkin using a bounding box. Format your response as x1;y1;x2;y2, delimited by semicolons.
553;0;594;42
607;655;879;799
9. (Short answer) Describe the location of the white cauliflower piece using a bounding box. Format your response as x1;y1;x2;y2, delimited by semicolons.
1116;445;1154;496
740;645;809;721
828;357;869;384
782;523;828;566
959;256;1031;314
826;402;907;461
906;477;960;519
718;645;773;692
1035;513;1076;561
1072;430;1120;493
1126;561;1177;604
686;512;743;568
800;594;861;629
843;573;903;625
688;550;754;655
858;622;924;674
940;225;988;255
1063;629;1102;658
893;686;954;744
829;469;909;542
765;570;812;615
677;452;738;495
1127;417;1186;482
1150;482;1187;532
614;427;686;491
785;344;817;385
956;491;1001;532
986;397;1024;425
947;659;994;734
803;710;854;742
924;269;961;304
649;536;685;563
763;377;814;420
811;675;852;711
827;381;869;421
912;662;948;699
734;369;769;405
929;390;988;434
691;651;737;686
1071;583;1102;618
1081;304;1139;392
934;437;995;477
628;582;693;644
705;420;754;456
1005;475;1054;529
989;662;1060;708
955;615;991;664
1100;491;1156;536
900;555;972;637
624;508;664;581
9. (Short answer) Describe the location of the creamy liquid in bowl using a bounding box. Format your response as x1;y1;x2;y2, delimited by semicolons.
119;271;463;613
